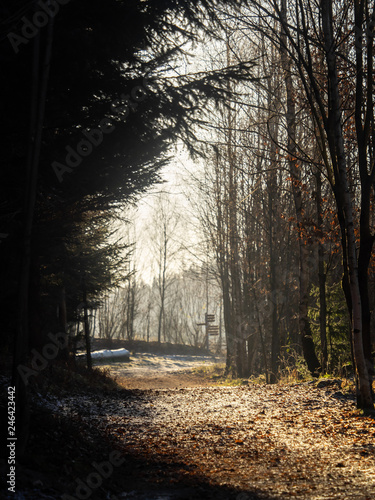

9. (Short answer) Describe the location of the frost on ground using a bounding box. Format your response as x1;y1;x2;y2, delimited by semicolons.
2;364;374;499
47;380;375;499
94;353;222;388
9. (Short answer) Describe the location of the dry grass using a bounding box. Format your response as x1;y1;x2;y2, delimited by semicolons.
30;360;121;396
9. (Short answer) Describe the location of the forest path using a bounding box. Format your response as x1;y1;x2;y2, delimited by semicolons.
94;352;223;389
54;376;375;499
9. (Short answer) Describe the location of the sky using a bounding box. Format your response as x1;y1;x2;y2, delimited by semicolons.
123;145;206;285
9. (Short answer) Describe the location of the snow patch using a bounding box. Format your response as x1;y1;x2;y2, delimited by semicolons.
77;348;130;360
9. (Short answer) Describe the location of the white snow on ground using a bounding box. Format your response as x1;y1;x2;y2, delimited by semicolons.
77;348;130;360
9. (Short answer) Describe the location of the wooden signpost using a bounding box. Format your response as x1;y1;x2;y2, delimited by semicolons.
197;313;219;350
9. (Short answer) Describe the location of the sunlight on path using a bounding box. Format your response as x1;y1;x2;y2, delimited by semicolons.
48;383;375;499
95;352;222;379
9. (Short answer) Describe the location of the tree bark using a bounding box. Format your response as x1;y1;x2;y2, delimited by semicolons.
354;0;375;385
226;37;245;377
157;225;167;344
316;170;328;372
280;0;321;376
266;52;281;383
321;0;373;408
82;273;92;371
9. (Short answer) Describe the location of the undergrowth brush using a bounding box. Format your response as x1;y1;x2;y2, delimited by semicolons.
29;359;121;397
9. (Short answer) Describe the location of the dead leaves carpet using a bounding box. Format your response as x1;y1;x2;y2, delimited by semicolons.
56;381;375;499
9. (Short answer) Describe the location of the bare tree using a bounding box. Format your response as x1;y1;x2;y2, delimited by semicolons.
147;193;182;344
239;0;374;408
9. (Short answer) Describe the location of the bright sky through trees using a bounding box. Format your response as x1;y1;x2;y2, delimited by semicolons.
129;146;205;285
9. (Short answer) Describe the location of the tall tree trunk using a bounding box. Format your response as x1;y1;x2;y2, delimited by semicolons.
59;285;70;361
316;170;328;372
157;227;167;345
321;0;373;409
280;0;321;376
214;150;234;373
266;51;281;383
252;285;269;383
126;282;135;341
228;156;243;377
222;267;234;374
243;199;257;377
146;289;153;343
12;5;54;456
354;0;375;385
226;37;244;377
82;273;92;371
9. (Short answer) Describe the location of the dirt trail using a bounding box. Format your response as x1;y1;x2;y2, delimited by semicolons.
5;354;375;499
95;352;223;389
54;361;375;499
116;370;215;389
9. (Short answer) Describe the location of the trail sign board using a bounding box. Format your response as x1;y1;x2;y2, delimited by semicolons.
208;325;219;336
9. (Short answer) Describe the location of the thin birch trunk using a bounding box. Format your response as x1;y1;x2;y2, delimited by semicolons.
316;170;328;371
280;0;321;376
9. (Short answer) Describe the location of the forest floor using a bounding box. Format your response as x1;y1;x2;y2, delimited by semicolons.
1;354;375;499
